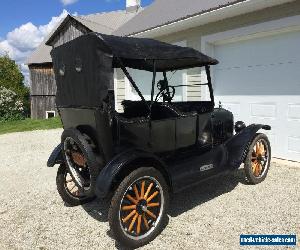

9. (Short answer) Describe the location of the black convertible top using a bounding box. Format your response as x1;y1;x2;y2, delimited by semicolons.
52;33;218;72
97;33;218;71
51;33;218;108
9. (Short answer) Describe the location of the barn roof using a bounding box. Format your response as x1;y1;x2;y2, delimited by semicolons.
26;41;53;65
27;10;141;65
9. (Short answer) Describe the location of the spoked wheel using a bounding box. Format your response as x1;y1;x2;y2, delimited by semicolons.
60;128;102;204
56;164;96;206
244;133;271;184
109;167;169;248
120;176;163;238
63;136;92;192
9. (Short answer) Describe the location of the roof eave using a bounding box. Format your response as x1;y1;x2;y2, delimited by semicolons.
129;0;295;38
46;15;72;46
46;15;93;46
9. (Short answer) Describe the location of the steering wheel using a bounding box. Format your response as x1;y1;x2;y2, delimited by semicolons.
155;80;175;102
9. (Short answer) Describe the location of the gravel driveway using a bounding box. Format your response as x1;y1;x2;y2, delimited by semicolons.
0;129;299;250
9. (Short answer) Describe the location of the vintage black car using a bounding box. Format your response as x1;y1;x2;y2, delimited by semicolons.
47;33;271;248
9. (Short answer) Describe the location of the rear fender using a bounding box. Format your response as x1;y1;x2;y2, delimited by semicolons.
47;143;64;167
95;149;170;198
224;124;271;169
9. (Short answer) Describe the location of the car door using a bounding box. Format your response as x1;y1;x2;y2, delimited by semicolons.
150;107;197;153
175;114;198;149
150;118;176;152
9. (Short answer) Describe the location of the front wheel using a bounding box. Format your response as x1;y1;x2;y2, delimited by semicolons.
56;164;96;206
244;133;271;184
108;167;169;248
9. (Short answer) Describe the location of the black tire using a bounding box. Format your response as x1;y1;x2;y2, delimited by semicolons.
244;133;271;184
61;128;102;197
108;167;169;248
56;164;96;206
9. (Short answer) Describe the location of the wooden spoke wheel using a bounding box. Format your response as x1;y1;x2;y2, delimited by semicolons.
251;139;268;177
119;177;163;239
56;164;96;206
244;133;271;184
59;128;102;203
109;167;169;248
63;136;91;190
64;171;85;198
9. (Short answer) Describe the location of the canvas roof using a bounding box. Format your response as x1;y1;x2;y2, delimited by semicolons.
51;32;218;72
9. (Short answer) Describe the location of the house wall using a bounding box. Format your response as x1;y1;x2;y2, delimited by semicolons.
114;69;126;112
29;64;57;119
121;1;300;102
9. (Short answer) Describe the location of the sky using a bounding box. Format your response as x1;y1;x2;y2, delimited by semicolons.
0;0;154;84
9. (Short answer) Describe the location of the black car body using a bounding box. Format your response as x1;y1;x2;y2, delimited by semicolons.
47;33;271;247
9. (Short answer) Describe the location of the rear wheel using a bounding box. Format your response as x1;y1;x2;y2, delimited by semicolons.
108;167;169;248
244;133;271;184
56;164;96;206
61;128;102;198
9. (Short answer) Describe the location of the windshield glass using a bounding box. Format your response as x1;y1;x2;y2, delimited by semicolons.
127;68;185;101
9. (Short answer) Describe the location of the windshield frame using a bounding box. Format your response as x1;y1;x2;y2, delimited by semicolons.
119;59;215;116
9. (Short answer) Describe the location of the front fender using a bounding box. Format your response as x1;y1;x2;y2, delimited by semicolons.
225;124;271;169
47;143;64;167
95;149;169;198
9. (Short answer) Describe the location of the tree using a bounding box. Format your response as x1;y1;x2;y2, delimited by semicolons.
0;54;30;116
0;86;24;121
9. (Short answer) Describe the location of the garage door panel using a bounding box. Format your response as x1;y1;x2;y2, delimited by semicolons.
288;104;300;120
287;137;300;154
220;102;241;117
214;31;300;67
213;30;300;162
214;63;300;95
262;131;276;153
250;103;277;119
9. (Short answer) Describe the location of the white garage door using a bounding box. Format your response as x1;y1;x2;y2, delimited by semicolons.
213;30;300;162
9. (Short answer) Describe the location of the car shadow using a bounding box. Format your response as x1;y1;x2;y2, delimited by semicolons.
168;168;246;217
81;197;110;222
81;168;247;248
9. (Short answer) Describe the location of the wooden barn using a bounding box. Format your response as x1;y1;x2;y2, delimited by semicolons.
27;1;141;119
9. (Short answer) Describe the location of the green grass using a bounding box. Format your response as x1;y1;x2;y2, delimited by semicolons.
0;117;62;135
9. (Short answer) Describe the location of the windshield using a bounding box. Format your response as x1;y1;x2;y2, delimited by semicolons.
127;68;184;101
115;64;214;113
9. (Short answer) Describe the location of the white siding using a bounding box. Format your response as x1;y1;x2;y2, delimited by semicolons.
115;69;125;112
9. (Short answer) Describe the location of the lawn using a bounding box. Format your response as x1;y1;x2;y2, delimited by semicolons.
0;117;62;135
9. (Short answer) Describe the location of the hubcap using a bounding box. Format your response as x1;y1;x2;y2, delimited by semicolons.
251;139;269;177
119;176;164;240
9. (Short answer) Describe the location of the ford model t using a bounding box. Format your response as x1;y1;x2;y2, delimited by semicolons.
47;33;271;247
